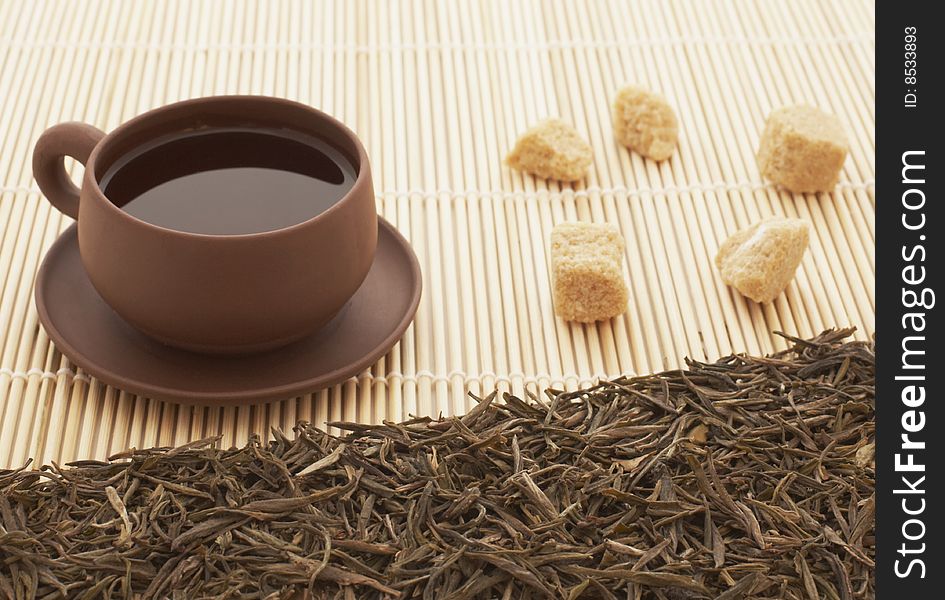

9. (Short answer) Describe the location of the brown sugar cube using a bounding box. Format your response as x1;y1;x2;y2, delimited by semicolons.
757;105;849;193
612;85;678;161
505;119;593;181
715;217;809;304
551;222;629;322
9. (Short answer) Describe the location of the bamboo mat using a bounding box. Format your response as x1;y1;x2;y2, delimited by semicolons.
0;0;875;470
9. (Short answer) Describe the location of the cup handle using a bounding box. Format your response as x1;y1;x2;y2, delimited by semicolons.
32;122;106;219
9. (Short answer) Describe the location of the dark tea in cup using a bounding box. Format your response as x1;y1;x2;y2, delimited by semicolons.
99;127;357;235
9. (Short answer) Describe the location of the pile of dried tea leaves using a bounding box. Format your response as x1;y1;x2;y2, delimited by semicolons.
0;329;874;599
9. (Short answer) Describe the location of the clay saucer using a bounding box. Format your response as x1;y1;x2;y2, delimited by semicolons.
35;217;421;405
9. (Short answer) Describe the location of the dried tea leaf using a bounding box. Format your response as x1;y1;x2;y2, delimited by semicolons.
104;486;133;549
687;423;709;444
854;441;875;469
614;454;651;471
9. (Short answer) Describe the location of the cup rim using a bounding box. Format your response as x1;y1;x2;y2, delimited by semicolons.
84;95;372;241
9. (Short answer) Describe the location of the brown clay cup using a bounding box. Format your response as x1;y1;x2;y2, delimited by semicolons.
33;96;377;354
